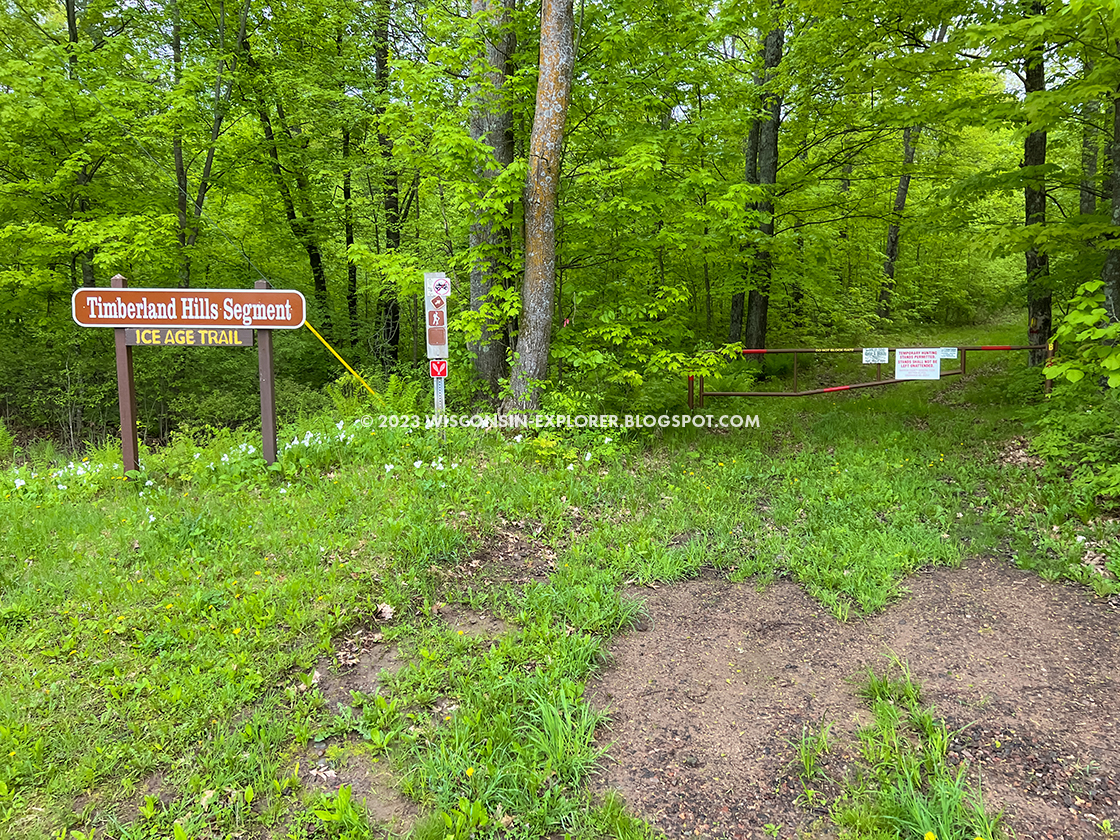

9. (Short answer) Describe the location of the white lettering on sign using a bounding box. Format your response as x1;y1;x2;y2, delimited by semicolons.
938;347;958;360
895;348;941;380
862;347;889;365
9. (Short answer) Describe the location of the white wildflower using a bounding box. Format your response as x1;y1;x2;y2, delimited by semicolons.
14;479;25;488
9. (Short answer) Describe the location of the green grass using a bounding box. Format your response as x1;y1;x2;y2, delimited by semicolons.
791;722;833;783
830;656;1006;840
0;319;1117;839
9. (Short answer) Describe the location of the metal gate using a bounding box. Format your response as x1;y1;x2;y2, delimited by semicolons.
686;344;1050;410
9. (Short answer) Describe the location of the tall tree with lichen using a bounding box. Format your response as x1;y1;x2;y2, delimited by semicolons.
503;0;574;411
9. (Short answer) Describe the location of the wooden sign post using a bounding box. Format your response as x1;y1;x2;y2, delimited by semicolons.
111;275;140;474
255;279;277;465
73;278;305;476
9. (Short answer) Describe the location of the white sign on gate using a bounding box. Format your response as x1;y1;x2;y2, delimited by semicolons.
895;348;941;380
862;347;889;365
938;347;958;360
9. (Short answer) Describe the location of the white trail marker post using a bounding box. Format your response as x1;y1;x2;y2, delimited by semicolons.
424;273;450;431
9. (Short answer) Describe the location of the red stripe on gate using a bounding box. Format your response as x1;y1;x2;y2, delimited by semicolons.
821;385;851;393
980;345;1012;350
741;349;768;354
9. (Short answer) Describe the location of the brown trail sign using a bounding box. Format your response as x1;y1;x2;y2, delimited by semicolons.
74;276;305;476
72;287;304;329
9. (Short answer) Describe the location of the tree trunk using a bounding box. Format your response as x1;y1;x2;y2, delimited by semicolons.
743;9;783;351
469;0;516;396
1081;58;1099;218
67;0;97;287
696;86;713;333
730;117;760;343
254;99;330;328
703;254;712;331
343;126;359;345
840;157;853;288
381;158;400;355
171;0;191;287
502;0;575;411
243;36;331;332
375;0;400;365
178;0;251;287
1102;70;1120;320
1024;0;1050;368
878;125;921;319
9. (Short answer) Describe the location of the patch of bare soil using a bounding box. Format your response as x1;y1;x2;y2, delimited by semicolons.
437;606;509;638
297;738;418;831
71;770;179;837
122;770;177;821
997;436;1045;472
588;556;1120;840
446;520;557;588
315;628;402;712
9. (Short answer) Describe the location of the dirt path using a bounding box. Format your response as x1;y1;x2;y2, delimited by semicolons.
588;556;1120;839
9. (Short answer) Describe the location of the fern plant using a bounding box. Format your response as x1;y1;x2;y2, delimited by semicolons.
0;419;13;463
